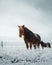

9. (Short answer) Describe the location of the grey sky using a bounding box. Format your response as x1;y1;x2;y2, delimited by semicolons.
0;0;52;43
24;0;52;12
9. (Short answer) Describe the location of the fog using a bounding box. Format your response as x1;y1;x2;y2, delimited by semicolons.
0;0;52;45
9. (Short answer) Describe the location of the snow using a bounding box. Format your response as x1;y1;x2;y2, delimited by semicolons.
0;42;52;65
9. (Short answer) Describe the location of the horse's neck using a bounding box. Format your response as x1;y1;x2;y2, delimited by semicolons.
24;27;33;34
24;27;31;39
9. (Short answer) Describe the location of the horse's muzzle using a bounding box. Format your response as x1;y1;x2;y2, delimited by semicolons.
19;34;22;37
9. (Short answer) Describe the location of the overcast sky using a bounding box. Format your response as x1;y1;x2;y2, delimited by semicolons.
0;0;52;43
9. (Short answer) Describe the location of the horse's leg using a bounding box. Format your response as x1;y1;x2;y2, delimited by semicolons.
36;41;40;48
41;45;44;49
32;41;36;49
30;43;32;49
26;43;29;49
34;44;36;49
41;47;44;49
25;41;29;49
37;43;40;48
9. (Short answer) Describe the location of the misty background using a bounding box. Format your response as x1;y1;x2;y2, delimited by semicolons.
0;0;52;47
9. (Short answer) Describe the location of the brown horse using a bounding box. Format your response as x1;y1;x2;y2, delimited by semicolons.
18;25;41;49
40;41;51;49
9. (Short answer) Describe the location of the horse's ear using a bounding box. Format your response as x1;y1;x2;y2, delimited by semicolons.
23;25;25;27
18;25;20;28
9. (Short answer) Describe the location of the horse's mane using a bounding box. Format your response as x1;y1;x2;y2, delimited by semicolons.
23;27;40;42
24;27;34;34
24;27;41;41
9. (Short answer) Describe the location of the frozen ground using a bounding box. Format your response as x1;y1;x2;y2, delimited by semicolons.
0;42;52;65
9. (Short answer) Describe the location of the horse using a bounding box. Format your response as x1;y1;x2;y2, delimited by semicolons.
18;25;41;49
40;41;51;49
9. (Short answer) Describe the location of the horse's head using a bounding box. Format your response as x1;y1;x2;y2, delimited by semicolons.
18;25;25;37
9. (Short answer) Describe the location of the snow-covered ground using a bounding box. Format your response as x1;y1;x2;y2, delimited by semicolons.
0;42;52;65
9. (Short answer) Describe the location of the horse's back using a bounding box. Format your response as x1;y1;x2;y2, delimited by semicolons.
34;33;41;41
